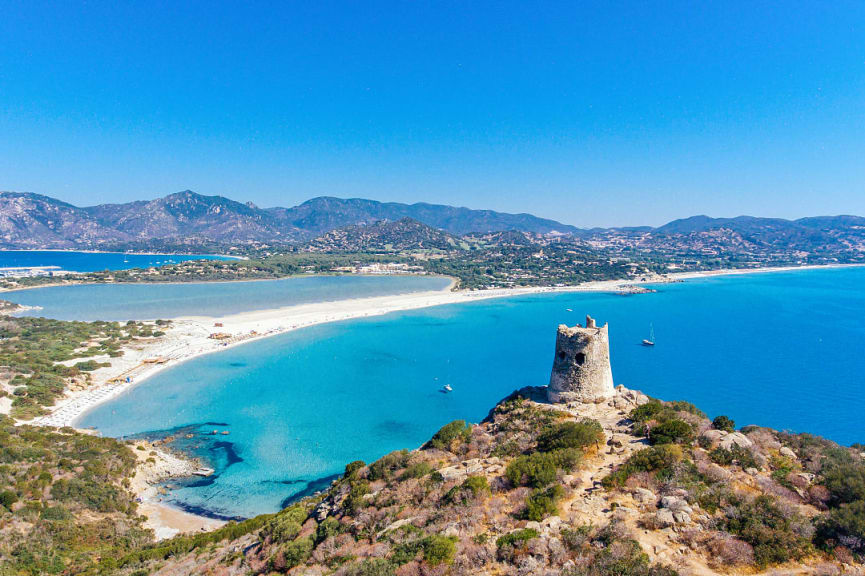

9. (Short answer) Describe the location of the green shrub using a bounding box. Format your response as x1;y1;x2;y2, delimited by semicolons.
722;495;812;567
0;490;17;510
525;484;565;521
648;419;694;445
345;480;371;512
444;475;491;505
314;517;341;545
343;558;397;576
815;500;865;554
400;461;433;480
561;524;593;551
462;475;490;496
630;400;665;422
496;528;539;549
709;445;759;470
548;447;583;472
712;415;735;432
506;452;556;488
603;445;684;488
822;463;865;505
536;420;604;452
368;450;410;481
277;536;313;570
427;420;472;452
422;534;456;566
344;460;365;478
263;503;308;542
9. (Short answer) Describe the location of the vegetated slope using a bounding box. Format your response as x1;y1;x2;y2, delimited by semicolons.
270;196;580;236
303;218;462;252
83;191;302;244
0;192;130;248
0;418;151;576
104;388;865;576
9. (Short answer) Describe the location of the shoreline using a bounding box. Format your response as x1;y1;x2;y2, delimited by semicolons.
0;247;243;259
19;261;865;538
25;262;865;429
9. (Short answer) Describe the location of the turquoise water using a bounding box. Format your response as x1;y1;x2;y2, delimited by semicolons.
78;267;865;518
0;250;230;272
6;275;452;321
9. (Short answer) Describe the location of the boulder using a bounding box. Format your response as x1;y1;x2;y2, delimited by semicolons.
719;432;753;450
672;510;691;524
701;429;724;444
780;446;797;459
633;488;656;504
656;509;676;527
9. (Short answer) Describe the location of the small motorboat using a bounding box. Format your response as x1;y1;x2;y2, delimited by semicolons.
441;384;453;393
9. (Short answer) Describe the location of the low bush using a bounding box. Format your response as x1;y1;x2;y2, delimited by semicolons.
536;420;604;452
343;558;397;576
400;461;433;480
525;484;565;521
506;452;556;488
603;445;683;488
444;475;490;505
822;463;865;506
712;415;735;432
426;420;472;452
815;500;865;555
422;534;457;566
496;528;539;549
314;516;341;545
721;494;812;567
649;419;694;445
368;450;410;481
709;445;759;470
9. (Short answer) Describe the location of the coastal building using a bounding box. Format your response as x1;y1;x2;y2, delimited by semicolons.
547;315;615;403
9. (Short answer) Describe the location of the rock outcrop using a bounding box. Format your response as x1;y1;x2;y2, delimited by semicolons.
547;315;615;403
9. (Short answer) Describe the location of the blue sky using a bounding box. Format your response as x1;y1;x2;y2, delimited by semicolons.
1;1;863;226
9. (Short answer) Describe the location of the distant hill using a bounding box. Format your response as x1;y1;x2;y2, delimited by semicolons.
304;217;460;252
0;192;129;249
0;191;578;249
268;196;578;236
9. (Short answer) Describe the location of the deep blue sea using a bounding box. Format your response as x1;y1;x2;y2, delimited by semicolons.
6;275;452;321
77;267;865;518
0;250;231;272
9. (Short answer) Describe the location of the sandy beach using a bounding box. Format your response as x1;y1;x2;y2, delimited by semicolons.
19;262;865;538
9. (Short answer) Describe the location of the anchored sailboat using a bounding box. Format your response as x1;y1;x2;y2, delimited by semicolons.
642;324;655;347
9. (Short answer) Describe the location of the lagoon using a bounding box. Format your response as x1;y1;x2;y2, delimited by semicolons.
0;250;231;272
6;275;453;321
78;267;865;518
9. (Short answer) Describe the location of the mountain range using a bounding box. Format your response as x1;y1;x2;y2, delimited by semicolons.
0;190;863;253
0;191;576;249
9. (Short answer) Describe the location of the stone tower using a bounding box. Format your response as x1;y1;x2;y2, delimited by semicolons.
547;315;614;403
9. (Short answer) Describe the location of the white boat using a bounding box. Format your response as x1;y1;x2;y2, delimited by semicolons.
642;324;655;347
441;384;453;393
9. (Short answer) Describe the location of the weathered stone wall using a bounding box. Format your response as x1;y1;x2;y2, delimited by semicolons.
547;315;615;403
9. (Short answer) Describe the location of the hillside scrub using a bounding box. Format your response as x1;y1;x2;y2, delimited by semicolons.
0;316;164;419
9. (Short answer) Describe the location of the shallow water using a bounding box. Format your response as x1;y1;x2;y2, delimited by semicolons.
6;275;452;321
78;267;865;518
0;250;229;272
